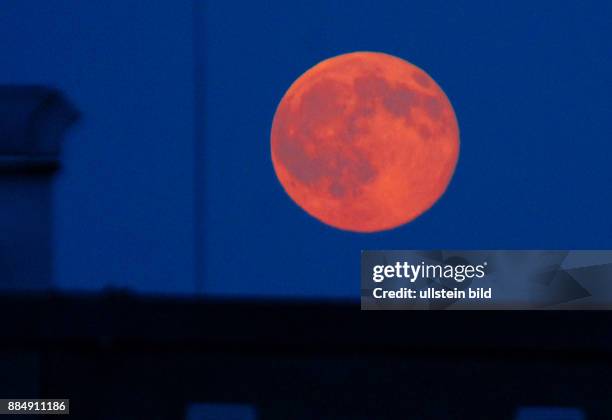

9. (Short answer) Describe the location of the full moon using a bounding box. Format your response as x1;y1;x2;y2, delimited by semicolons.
271;52;459;232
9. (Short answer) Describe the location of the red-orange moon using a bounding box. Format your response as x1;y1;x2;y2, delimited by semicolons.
271;52;459;233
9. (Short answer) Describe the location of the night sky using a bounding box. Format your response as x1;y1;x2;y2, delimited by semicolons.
202;1;612;299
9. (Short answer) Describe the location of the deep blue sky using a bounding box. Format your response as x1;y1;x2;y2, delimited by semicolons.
202;1;612;298
2;1;610;298
0;1;196;294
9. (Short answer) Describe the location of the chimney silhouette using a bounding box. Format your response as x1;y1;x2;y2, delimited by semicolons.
0;86;78;290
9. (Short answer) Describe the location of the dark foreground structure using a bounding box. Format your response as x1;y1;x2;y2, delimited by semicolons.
0;293;610;419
